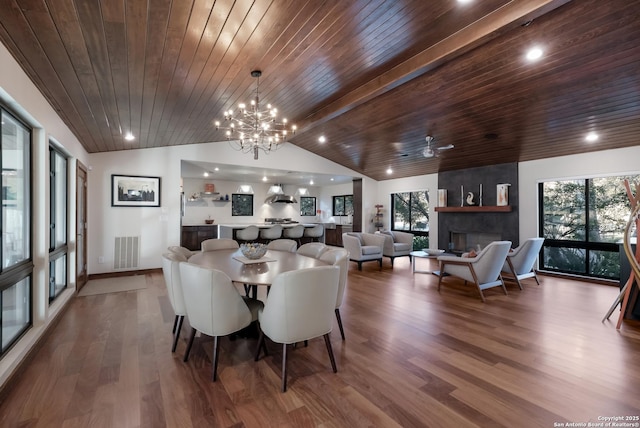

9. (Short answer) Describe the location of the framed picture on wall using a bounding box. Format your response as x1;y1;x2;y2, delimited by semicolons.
111;174;161;207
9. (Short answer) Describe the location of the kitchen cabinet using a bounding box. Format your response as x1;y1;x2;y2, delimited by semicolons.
181;225;218;251
325;224;352;247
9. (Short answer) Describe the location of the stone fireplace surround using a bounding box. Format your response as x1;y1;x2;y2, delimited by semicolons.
437;163;519;253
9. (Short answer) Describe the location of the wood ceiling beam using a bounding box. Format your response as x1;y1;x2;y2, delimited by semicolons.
295;0;571;134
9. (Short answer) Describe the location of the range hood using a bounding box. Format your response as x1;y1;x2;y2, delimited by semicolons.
264;185;298;204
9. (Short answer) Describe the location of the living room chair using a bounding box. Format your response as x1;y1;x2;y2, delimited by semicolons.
319;248;349;340
502;237;545;289
161;252;188;352
254;266;340;392
179;262;263;381
437;241;512;302
378;230;414;267
342;232;385;270
201;238;239;252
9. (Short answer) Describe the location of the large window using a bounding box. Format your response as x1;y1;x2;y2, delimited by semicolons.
539;175;637;280
332;195;353;216
0;107;32;357
49;146;68;302
391;191;429;248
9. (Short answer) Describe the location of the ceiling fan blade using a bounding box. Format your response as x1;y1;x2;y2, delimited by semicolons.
436;144;455;151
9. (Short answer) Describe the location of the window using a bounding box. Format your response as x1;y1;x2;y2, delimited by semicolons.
49;146;68;302
332;195;353;216
539;175;638;279
231;194;253;216
0;107;32;357
391;191;429;248
300;196;316;216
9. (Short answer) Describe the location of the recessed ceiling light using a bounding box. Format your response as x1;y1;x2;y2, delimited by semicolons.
262;176;267;182
386;167;393;175
457;0;472;3
330;178;334;181
318;136;326;143
526;46;543;62
203;171;210;177
214;167;219;171
124;132;135;141
585;132;599;142
309;179;314;185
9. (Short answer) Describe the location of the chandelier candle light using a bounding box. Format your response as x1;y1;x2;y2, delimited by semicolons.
215;70;297;160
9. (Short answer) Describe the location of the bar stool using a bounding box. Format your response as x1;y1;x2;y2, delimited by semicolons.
259;224;282;243
303;224;324;244
235;225;259;244
283;224;305;246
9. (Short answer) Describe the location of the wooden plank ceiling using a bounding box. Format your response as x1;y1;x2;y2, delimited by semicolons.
0;0;639;181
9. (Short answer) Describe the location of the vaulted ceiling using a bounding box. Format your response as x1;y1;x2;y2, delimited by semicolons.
1;0;638;181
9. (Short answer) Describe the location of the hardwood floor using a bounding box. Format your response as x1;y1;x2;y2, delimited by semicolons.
1;258;640;427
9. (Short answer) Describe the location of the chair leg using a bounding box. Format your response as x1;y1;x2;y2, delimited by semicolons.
212;336;220;382
254;328;267;361
183;328;197;362
533;271;540;285
281;344;288;392
335;308;345;340
357;261;362;271
390;257;394;267
378;258;382;270
437;262;445;292
172;315;179;333
172;315;184;352
323;333;338;373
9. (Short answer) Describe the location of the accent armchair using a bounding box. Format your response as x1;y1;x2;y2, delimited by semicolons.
342;232;385;270
378;230;414;267
437;241;512;302
501;237;545;289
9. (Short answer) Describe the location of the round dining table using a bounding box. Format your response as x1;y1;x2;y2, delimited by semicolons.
188;248;328;287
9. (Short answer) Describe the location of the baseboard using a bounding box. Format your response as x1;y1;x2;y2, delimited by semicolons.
88;268;162;281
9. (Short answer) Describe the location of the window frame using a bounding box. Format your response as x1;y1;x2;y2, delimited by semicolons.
48;145;68;302
0;105;33;358
332;195;353;216
538;176;635;280
300;196;316;216
390;191;430;238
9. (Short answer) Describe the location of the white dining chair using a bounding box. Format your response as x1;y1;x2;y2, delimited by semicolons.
179;262;263;381
267;239;298;252
161;252;188;352
296;242;329;259
319;248;349;340
254;266;340;392
201;238;239;252
168;245;195;259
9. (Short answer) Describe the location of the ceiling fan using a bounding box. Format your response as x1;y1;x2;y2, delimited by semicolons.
422;135;454;158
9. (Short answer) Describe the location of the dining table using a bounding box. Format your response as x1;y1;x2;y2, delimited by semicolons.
188;248;328;290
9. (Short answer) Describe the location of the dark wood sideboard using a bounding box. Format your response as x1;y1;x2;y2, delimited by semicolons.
181;225;218;251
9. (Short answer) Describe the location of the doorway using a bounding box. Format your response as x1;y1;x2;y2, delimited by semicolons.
76;162;88;290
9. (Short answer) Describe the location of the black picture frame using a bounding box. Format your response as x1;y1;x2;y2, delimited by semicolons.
111;174;161;207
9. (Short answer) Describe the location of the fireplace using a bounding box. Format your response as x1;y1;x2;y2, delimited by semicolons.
449;231;501;254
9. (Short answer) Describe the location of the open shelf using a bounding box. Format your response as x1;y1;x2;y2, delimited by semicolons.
435;206;512;213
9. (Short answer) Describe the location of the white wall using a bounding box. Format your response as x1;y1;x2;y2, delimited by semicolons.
87;141;363;274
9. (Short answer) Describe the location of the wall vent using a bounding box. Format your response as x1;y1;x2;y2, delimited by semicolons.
114;236;140;269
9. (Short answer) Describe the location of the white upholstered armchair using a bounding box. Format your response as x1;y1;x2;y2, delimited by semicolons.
502;237;544;289
378;230;414;267
342;232;385;270
437;241;512;302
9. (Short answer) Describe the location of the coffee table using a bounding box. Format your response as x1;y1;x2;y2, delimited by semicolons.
410;250;442;274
